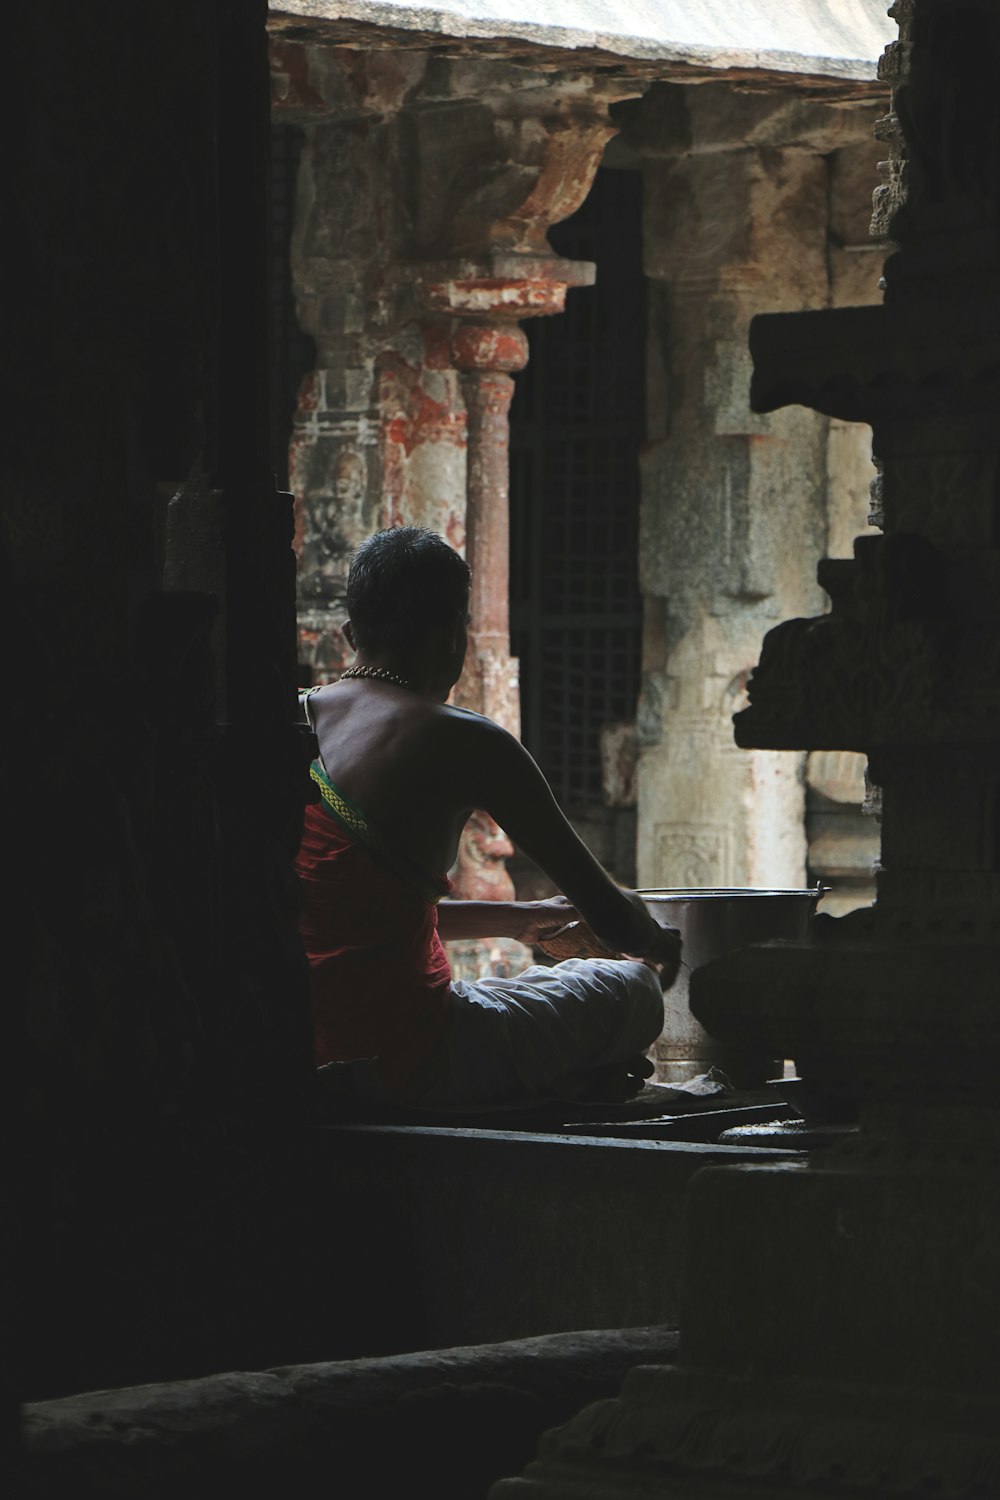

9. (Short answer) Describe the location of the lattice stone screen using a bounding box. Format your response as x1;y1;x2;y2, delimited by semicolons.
510;167;645;806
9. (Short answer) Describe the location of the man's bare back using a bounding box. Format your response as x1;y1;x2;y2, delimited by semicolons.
307;680;482;879
308;676;678;965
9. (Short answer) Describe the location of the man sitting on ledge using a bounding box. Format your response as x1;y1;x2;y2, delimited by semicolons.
295;526;681;1109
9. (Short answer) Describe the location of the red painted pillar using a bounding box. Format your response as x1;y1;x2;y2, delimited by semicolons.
446;325;528;914
454;324;529;738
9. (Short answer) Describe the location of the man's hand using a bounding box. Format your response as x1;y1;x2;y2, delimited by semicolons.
619;903;683;991
513;896;579;947
639;921;683;991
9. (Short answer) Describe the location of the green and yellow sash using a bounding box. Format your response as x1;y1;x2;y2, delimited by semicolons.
308;760;450;905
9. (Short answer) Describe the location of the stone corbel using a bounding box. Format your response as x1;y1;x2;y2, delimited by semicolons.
269;35;427;122
402;81;624;259
409;250;595;323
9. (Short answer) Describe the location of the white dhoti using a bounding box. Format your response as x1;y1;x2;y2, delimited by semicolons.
401;958;664;1107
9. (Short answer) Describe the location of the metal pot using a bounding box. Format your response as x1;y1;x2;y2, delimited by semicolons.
637;887;824;969
637;886;824;1087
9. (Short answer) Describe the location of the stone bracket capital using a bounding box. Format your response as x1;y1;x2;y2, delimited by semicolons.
403;253;595;321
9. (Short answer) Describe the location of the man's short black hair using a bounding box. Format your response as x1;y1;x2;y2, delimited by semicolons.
346;526;471;651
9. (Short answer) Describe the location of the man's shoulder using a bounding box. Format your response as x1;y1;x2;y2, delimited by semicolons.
431;704;526;779
438;703;516;746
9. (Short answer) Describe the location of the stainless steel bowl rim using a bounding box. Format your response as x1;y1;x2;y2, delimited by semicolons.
637;887;824;899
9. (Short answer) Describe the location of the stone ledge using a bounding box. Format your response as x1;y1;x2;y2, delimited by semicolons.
15;1327;680;1500
269;0;893;80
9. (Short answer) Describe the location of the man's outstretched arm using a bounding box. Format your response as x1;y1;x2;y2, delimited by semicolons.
435;897;578;946
459;716;680;968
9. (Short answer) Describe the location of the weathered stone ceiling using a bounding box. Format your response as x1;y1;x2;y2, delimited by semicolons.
268;0;895;86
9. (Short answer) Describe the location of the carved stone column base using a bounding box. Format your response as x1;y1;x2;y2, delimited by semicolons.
496;1136;1000;1496
494;937;1000;1497
689;935;1000;1108
652;961;782;1089
496;1363;1000;1498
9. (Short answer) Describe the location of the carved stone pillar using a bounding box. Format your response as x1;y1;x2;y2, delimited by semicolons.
631;85;885;907
450;328;525;935
493;3;1000;1494
280;90;405;678
455;327;526;739
612;83;884;1080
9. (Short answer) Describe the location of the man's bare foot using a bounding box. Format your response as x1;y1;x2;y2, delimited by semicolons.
550;1054;655;1104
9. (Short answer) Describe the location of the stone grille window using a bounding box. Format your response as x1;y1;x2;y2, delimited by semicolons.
510;167;645;807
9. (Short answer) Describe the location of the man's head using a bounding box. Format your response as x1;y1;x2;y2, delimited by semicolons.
345;526;471;655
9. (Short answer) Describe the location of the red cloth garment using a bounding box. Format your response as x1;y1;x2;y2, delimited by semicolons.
295;801;453;1093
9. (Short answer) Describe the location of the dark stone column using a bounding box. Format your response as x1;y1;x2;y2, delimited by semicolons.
4;0;315;1417
167;0;316;1122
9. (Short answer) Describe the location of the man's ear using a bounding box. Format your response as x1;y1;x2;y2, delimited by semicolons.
343;620;357;651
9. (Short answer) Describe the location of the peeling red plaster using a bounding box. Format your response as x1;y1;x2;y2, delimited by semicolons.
292;492;307;556
422;323;454;370
296;371;320;413
380;357;467;456
445;513;467;552
453;323;529;373
269;41;326;113
356;49;424;112
385;399;465;456
452;809;516;901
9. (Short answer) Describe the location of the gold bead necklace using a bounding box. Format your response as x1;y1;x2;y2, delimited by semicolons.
341;664;415;691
